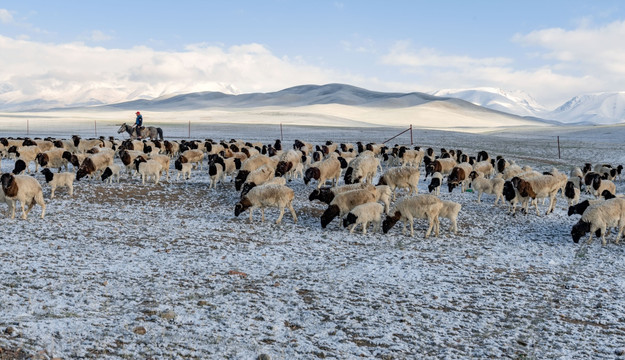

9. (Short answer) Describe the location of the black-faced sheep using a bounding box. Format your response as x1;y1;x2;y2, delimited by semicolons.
320;188;377;228
179;149;205;170
382;194;443;238
425;157;457;179
101;164;122;183
0;173;46;219
571;198;625;245
76;152;114;181
589;174;616;199
240;165;277;196
304;156;342;188
428;172;443;196
342;202;385;234
234;184;297;224
36;148;69;172
344;153;379;184
174;158;193;180
275;149;304;180
41;168;74;198
447;163;473;193
309;183;375;205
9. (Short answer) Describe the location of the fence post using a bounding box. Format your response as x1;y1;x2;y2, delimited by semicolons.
557;136;561;159
410;124;413;145
280;123;283;142
94;120;97;137
188;120;191;138
27;119;29;136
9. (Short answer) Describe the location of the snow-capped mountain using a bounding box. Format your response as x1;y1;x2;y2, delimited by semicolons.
430;87;547;118
547;92;625;125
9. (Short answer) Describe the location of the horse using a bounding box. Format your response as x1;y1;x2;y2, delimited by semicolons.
117;123;163;141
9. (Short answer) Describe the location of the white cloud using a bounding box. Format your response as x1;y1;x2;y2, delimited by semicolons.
0;36;339;106
89;30;113;42
0;9;13;23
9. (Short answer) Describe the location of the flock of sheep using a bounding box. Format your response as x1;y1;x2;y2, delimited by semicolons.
0;134;623;246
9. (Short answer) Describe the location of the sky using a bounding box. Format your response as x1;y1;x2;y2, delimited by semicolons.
1;1;625;109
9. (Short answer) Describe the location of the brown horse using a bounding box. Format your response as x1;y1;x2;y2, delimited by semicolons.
117;123;163;141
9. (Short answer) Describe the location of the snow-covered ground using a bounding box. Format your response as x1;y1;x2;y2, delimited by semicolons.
1;123;625;359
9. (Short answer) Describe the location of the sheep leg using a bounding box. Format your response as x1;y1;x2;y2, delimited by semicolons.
424;217;435;238
261;208;266;223
276;206;285;224
50;187;56;199
362;221;369;235
477;191;482;203
21;200;30;220
8;200;16;219
248;208;254;223
288;202;297;223
349;223;357;234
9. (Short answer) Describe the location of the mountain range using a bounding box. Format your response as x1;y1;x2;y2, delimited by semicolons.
2;83;624;125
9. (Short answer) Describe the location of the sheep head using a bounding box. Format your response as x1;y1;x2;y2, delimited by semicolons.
304;167;321;185
342;213;358;228
234;198;253;217
101;167;113;182
382;211;401;234
240;182;256;197
428;178;441;193
36;153;49;167
320;204;340;229
12;160;26;175
568;200;590;217
41;168;54;183
235;170;250;191
0;173;17;197
502;181;516;202
308;188;334;204
571;220;591;243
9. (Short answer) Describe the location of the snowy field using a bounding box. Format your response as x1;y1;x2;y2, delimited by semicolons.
1;123;625;359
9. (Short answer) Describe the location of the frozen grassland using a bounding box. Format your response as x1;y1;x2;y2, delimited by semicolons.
1;123;625;359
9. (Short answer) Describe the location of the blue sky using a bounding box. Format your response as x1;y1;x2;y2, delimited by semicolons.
1;1;625;109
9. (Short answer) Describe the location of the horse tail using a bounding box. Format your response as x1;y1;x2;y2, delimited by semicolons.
157;127;163;141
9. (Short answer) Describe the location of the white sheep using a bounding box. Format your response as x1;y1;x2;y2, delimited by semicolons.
398;147;425;168
376;166;420;200
101;164;122;183
468;170;505;204
234;184;297;224
439;200;462;235
0;173;46;219
148;154;171;180
133;157;163;185
240;164;276;196
473;160;494;178
41;168;74;198
320;188;378;228
382;194;443;238
571;198;625;245
342;202;385;234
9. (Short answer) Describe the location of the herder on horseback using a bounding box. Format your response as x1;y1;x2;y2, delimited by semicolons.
133;111;144;139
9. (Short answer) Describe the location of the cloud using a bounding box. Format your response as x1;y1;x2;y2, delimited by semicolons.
89;30;113;42
0;8;13;23
0;36;340;107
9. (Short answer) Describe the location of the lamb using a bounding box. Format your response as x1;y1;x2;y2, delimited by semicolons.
101;164;122;183
41;168;74;198
447;163;473;193
208;156;226;189
428;172;443;195
564;177;582;206
376;166;420;200
234;184;297;224
382;194;443;238
468;170;504;204
320;188;378;228
309;182;375;204
36;148;69;172
174;158;193;180
424;157;457;179
76;152;114;181
304;156;342;188
0;173;46;219
438;200;462;235
589;174;616;199
342;202;385;234
133;157;163;185
571;198;625;245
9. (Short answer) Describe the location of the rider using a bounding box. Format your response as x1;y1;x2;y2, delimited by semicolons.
134;111;144;139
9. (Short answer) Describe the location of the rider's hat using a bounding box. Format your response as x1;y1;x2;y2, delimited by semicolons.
136;111;141;115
